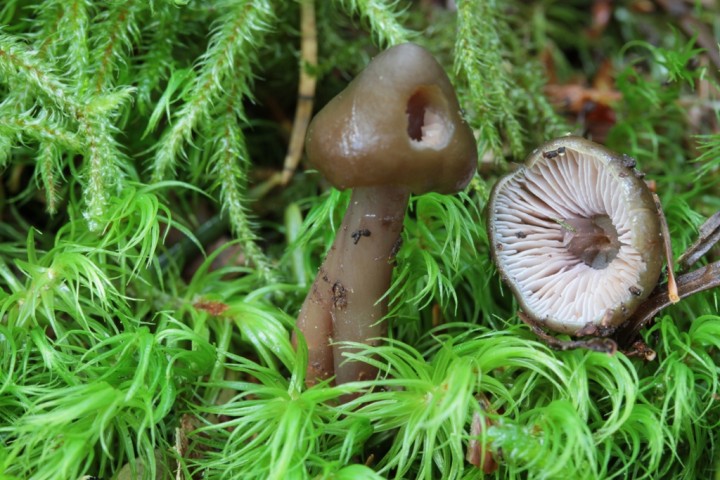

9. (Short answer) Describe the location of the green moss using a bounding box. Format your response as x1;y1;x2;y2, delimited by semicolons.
1;0;719;479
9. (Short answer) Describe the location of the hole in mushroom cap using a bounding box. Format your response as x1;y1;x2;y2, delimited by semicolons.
491;147;648;329
406;85;451;149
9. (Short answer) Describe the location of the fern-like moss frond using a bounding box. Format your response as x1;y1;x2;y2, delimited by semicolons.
0;106;83;153
332;0;413;47
0;31;129;228
134;4;181;112
31;0;92;84
454;0;566;159
89;0;145;92
151;0;275;181
454;0;526;157
0;32;83;115
207;98;274;280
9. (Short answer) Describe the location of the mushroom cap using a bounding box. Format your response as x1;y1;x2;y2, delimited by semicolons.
305;42;477;195
487;136;664;335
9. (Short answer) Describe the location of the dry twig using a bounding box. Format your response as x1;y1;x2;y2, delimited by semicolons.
281;0;317;185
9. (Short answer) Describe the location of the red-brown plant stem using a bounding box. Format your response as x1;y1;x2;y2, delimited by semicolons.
616;260;720;348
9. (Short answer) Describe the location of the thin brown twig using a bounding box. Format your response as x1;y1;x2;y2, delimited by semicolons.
677;211;720;270
653;192;679;303
518;312;618;354
281;0;317;185
616;260;720;348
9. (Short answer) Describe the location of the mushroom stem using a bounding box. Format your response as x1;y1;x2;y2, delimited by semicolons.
295;185;409;386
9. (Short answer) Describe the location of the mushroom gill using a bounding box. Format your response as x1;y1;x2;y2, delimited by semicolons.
488;136;663;335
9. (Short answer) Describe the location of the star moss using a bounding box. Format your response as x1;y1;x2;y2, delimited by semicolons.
1;1;719;479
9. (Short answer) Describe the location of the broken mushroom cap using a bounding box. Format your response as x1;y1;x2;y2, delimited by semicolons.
487;136;664;335
305;42;477;195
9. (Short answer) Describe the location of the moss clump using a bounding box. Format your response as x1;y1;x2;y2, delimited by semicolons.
0;1;719;479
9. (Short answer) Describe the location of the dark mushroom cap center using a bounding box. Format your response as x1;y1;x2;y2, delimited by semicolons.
562;214;620;269
489;143;658;331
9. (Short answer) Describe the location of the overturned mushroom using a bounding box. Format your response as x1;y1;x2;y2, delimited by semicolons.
294;43;477;386
487;136;663;336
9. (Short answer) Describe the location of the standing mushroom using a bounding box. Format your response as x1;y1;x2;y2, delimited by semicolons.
294;43;477;386
487;136;663;336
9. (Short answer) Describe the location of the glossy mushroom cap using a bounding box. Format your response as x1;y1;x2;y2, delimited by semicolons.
305;42;477;195
487;136;663;335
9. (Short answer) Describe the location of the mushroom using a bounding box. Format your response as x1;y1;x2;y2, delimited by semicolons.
487;136;663;336
294;43;477;386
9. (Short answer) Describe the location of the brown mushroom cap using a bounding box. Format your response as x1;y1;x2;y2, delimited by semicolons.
487;136;664;334
305;42;477;195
